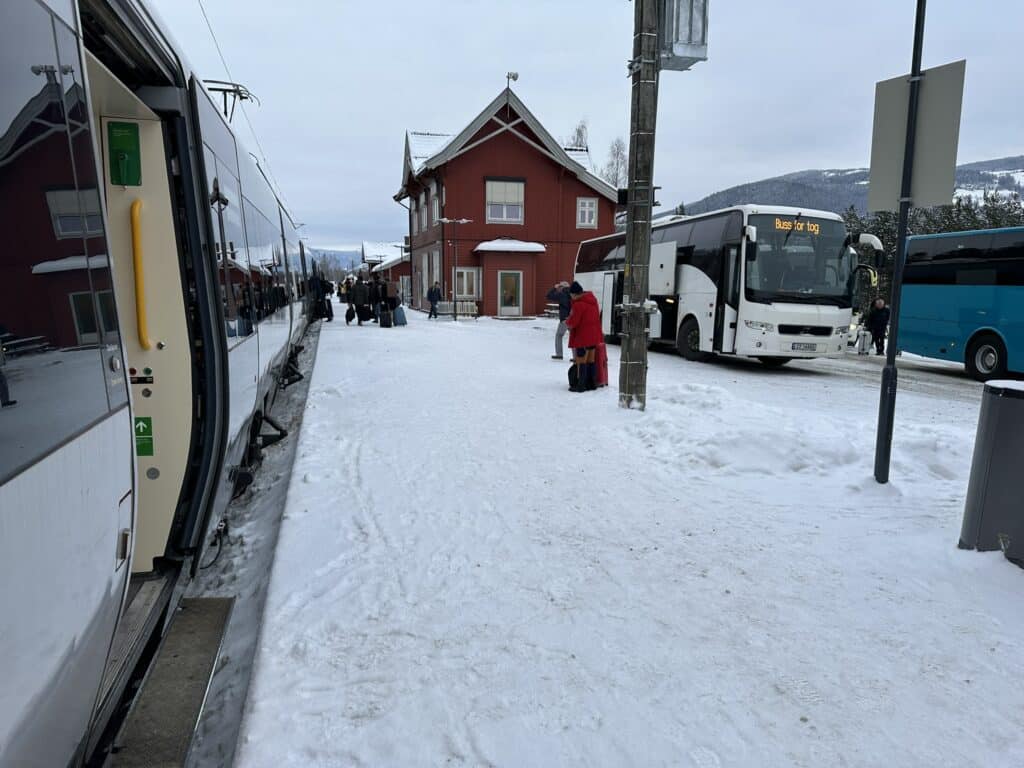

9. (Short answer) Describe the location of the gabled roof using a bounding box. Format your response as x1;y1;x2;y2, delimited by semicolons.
361;241;404;264
408;132;455;175
396;88;617;203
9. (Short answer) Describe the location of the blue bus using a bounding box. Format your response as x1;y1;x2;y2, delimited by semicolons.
900;226;1024;380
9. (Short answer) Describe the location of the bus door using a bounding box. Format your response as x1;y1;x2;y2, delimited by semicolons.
601;272;616;335
716;243;742;352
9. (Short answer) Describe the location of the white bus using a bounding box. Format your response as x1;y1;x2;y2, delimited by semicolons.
574;204;881;367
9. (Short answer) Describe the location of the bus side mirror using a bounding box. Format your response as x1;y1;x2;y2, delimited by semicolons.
745;225;757;243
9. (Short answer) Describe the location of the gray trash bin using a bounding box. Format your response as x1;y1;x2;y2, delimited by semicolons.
959;379;1024;564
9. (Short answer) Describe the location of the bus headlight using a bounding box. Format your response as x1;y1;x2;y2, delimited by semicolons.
744;320;774;332
834;326;847;335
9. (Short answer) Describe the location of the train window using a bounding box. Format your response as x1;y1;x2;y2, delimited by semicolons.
0;5;121;483
55;24;128;409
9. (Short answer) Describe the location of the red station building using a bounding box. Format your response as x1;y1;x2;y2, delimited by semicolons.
395;89;618;317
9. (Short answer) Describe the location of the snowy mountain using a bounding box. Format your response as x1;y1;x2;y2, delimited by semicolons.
680;155;1024;215
308;249;361;276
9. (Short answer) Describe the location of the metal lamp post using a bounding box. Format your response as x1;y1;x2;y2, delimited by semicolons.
438;217;472;321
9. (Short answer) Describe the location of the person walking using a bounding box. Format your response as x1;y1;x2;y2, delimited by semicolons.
565;281;603;392
350;276;371;326
545;281;572;360
866;297;891;356
427;281;442;319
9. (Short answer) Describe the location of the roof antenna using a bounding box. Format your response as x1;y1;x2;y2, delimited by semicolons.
203;79;259;122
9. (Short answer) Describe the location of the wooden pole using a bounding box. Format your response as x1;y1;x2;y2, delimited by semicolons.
618;0;660;410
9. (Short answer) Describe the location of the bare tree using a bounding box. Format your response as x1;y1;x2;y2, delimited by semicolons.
601;137;628;188
564;119;589;149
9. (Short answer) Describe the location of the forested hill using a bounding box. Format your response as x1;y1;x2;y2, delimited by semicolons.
680;155;1024;215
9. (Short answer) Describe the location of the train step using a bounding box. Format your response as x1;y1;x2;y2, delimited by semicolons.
108;597;234;767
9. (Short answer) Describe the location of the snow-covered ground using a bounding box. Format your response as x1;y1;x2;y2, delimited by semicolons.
236;311;1023;768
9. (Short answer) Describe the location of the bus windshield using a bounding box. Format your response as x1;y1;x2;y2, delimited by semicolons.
745;215;854;306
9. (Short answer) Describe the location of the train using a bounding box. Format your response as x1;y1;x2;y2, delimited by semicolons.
0;1;315;764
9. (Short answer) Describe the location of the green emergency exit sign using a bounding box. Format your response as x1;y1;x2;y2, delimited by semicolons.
134;416;154;457
108;121;141;186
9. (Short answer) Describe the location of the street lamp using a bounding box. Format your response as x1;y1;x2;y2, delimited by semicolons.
437;217;472;321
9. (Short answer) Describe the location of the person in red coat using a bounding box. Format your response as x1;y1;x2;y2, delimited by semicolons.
565;281;603;392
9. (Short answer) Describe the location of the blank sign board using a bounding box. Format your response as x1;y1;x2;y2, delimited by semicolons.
868;59;966;213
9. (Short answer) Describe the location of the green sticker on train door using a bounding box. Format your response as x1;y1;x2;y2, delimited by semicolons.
134;417;153;457
108;122;141;186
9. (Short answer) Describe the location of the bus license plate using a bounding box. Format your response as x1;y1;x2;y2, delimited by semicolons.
792;342;818;352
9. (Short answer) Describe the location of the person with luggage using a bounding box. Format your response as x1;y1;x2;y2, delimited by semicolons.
545;281;572;360
564;281;603;392
368;275;382;323
427;281;442;319
350;276;371;326
866;297;891;356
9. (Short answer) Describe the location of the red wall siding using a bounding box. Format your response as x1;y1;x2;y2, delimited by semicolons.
407;122;616;316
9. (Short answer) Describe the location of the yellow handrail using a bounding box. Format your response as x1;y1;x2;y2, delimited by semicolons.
130;199;152;350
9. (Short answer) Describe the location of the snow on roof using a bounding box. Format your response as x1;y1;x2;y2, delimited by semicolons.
372;253;406;272
361;241;404;263
474;239;546;253
409;131;454;173
31;255;109;274
564;146;593;172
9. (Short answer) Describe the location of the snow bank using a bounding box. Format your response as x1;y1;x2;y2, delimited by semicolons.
237;313;1023;768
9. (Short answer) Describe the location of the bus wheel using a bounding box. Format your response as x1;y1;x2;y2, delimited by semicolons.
757;357;791;368
966;334;1007;381
677;317;711;362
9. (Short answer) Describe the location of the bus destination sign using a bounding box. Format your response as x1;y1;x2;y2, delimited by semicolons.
775;217;821;236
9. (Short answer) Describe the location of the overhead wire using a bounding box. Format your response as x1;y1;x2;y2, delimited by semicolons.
195;0;294;215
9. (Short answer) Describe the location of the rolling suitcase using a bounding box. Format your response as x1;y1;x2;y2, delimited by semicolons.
595;342;608;387
380;309;393;328
393;305;407;326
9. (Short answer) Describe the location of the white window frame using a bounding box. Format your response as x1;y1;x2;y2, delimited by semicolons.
47;189;104;239
432;196;440;224
411;204;418;235
485;179;524;225
576;197;598;229
420;192;428;229
420;252;429;298
454;267;481;299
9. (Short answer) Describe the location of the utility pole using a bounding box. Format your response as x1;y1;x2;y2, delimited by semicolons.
874;0;927;483
618;0;660;410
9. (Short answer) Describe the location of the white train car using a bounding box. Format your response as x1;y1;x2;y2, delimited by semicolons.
0;1;311;764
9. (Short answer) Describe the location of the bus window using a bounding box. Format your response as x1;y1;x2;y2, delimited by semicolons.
935;234;992;261
989;230;1024;259
690;216;727;277
576;236;623;273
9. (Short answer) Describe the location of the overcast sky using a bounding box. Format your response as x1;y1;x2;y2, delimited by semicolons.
149;0;1023;250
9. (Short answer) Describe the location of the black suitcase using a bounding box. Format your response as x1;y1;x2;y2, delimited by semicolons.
567;363;579;390
380;309;393;328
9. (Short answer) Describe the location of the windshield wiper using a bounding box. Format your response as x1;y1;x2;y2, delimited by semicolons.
783;212;802;247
